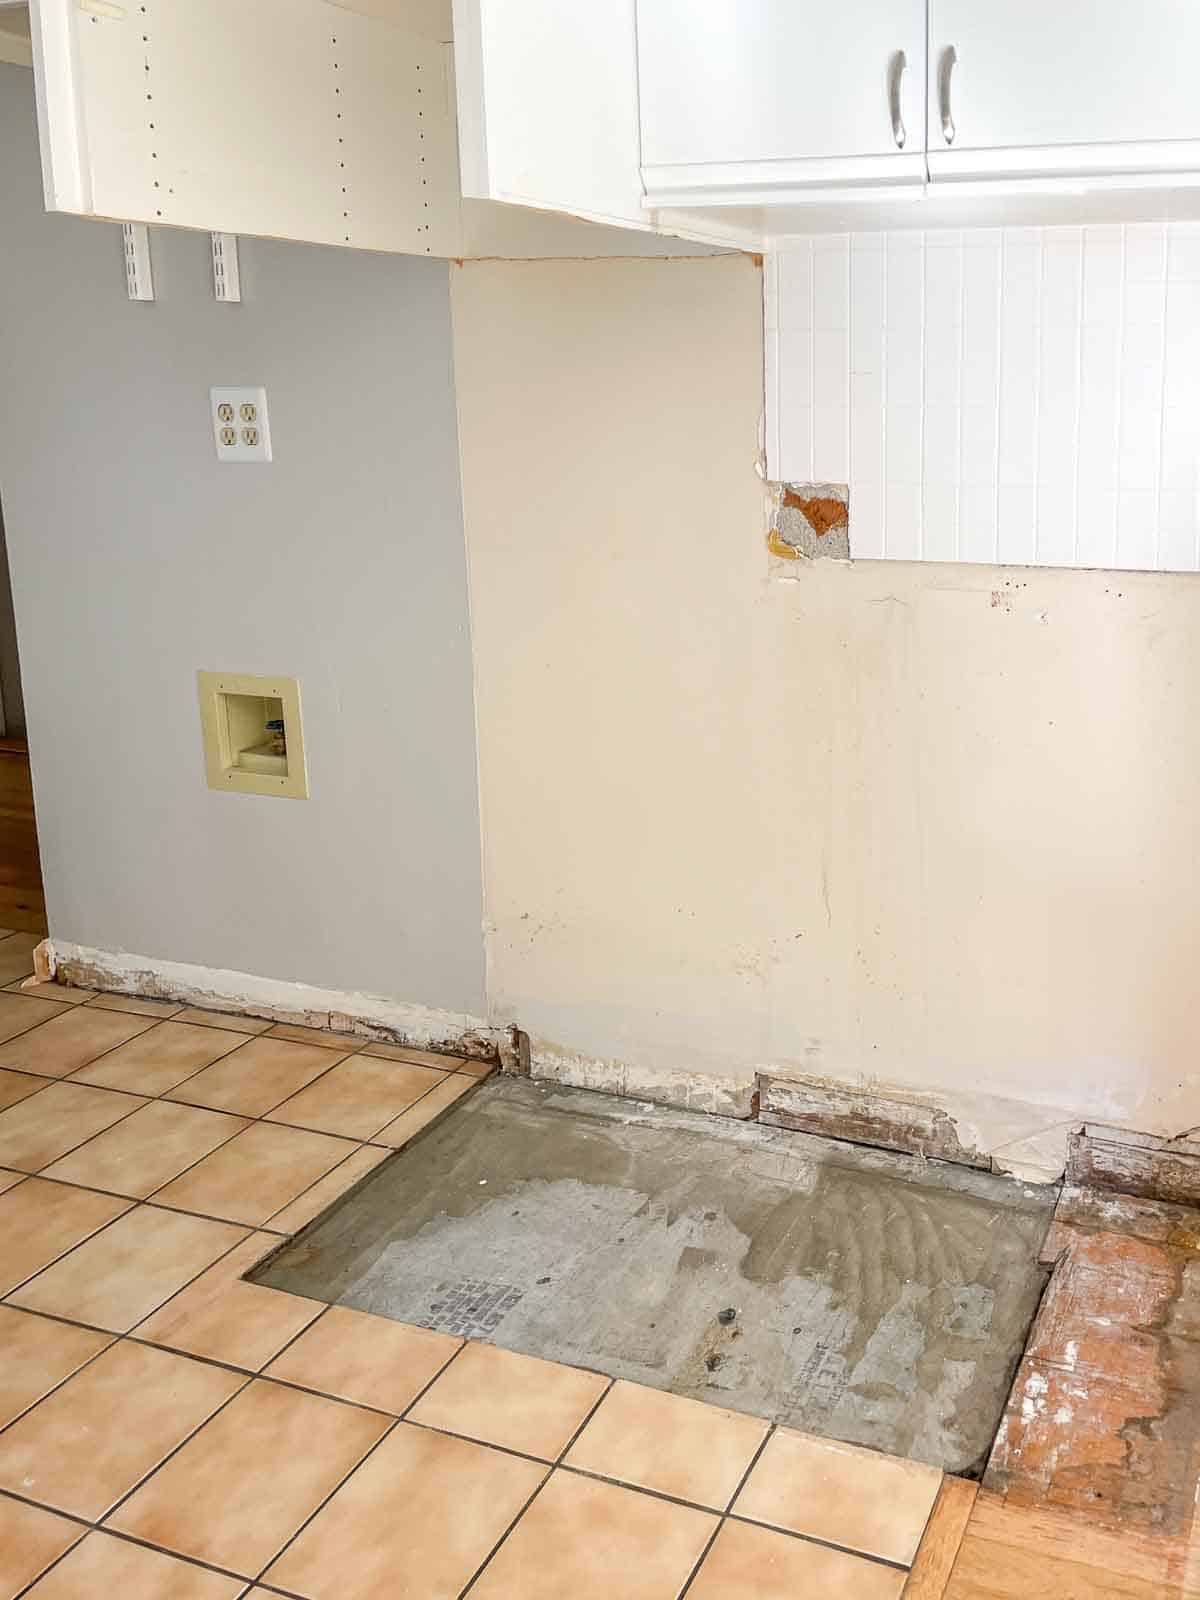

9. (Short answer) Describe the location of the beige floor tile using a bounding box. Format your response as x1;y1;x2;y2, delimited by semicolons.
265;1055;448;1141
265;1145;390;1233
0;1178;130;1295
87;993;184;1018
0;1497;83;1600
0;994;68;1045
0;1308;111;1429
173;1006;272;1034
264;1421;545;1600
732;1428;941;1567
0;1340;243;1521
564;1380;769;1510
361;1040;475;1071
43;1101;248;1198
9;1205;248;1331
0;1083;146;1173
71;1022;249;1096
469;1468;716;1600
155;1122;359;1227
688;1517;906;1599
0;1169;24;1196
266;1305;461;1412
0;1068;48;1112
0;933;43;987
2;981;95;1005
22;1531;246;1599
372;1074;474;1147
137;1232;323;1371
109;1378;390;1577
0;1009;158;1080
407;1342;608;1460
167;1037;347;1117
266;1022;364;1050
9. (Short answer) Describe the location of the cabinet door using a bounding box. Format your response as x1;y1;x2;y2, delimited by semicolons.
928;0;1200;183
453;0;647;228
638;0;926;206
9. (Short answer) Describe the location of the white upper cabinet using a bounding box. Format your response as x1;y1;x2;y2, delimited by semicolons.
637;0;927;205
453;0;647;228
927;0;1200;184
31;0;463;254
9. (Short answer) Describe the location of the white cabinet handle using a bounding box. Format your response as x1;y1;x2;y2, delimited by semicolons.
888;50;907;149
938;45;958;144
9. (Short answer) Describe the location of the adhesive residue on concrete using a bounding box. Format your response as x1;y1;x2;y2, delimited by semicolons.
256;1077;1055;1475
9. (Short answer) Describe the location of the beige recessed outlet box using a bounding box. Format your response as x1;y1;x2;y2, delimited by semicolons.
197;671;308;799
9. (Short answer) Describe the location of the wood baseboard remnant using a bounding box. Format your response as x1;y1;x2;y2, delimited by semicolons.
1067;1123;1200;1207
757;1072;991;1169
903;1476;978;1598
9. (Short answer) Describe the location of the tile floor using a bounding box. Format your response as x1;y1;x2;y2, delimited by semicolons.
0;941;949;1598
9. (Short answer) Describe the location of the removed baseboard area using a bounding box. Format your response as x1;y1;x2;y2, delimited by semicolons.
524;1037;757;1120
523;1038;1078;1182
1067;1122;1200;1207
757;1071;992;1171
49;941;498;1060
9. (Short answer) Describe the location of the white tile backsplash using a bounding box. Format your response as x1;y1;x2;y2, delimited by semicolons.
766;222;1200;571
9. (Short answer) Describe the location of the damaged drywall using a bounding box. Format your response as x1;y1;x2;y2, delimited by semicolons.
453;255;1200;1176
525;1035;757;1120
51;941;498;1061
767;481;850;561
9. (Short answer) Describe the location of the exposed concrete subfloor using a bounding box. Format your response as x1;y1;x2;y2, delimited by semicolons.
258;1077;1055;1476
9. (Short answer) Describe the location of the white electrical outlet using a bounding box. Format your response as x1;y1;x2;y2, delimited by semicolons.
210;387;272;462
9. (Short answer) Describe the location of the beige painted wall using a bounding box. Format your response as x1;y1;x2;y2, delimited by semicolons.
452;253;1200;1170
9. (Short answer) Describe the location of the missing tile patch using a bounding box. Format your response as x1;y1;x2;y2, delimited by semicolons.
768;481;850;562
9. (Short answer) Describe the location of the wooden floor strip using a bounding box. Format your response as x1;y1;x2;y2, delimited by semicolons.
904;1476;978;1599
943;1492;1197;1600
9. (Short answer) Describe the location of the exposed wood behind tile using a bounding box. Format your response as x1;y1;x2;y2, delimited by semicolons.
985;1184;1200;1548
757;1072;990;1168
1067;1123;1200;1207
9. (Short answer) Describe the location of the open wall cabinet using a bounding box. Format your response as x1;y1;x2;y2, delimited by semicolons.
27;0;743;259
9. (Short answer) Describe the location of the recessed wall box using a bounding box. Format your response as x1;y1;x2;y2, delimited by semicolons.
197;671;308;799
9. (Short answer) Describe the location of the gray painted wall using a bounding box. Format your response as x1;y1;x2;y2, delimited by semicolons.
0;64;486;1015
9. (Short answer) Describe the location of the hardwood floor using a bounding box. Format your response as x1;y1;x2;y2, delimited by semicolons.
916;1177;1200;1598
942;1493;1198;1599
0;737;46;934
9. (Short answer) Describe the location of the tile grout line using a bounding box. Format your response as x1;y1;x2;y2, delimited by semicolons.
242;1330;475;1588
2;1318;937;1574
1;1019;488;1239
455;1370;615;1596
243;1414;404;1589
676;1416;775;1599
723;1510;914;1573
0;1201;255;1316
3;1313;936;1587
1;1075;489;1347
94;1368;259;1533
0;1321;119;1439
1;1484;259;1595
